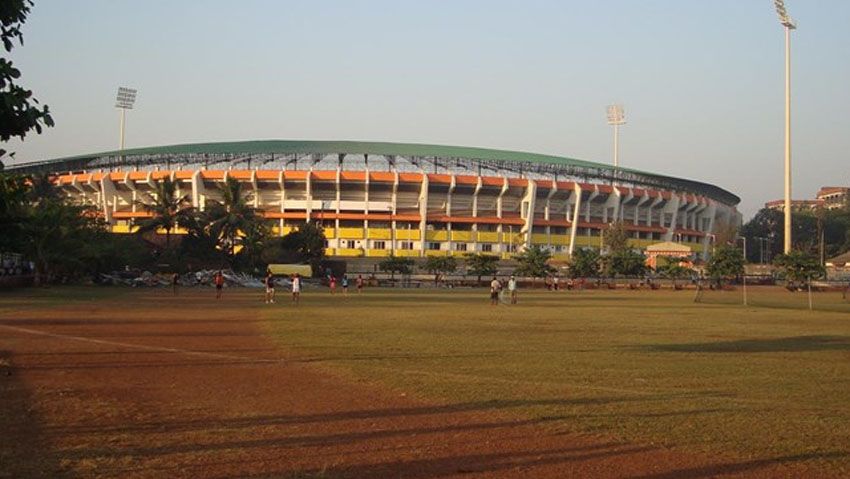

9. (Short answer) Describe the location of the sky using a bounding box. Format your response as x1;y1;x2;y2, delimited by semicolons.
5;0;850;219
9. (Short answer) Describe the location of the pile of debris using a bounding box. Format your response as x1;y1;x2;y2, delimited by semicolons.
98;269;277;288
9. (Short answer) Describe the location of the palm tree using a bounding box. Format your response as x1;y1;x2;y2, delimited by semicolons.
135;177;193;249
207;177;259;258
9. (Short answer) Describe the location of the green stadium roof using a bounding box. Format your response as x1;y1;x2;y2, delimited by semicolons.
9;139;740;205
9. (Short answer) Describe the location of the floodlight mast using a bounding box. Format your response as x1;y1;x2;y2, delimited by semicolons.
606;104;625;183
774;0;795;254
115;87;137;151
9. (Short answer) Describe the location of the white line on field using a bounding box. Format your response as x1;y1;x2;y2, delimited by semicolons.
0;324;284;365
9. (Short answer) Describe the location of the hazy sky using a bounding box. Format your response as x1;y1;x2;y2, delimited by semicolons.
6;0;850;218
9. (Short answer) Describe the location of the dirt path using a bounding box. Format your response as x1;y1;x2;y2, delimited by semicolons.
0;290;837;478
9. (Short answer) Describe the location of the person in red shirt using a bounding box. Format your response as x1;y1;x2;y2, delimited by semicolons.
214;271;224;299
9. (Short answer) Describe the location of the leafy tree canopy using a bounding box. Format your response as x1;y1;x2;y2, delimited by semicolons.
464;253;499;280
513;245;554;278
773;250;825;284
1;0;54;159
568;248;600;278
705;245;744;283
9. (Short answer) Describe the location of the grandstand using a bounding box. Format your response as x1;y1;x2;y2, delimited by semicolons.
7;140;741;260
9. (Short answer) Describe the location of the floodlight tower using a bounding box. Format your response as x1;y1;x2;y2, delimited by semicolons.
606;104;625;183
115;87;138;151
774;0;795;254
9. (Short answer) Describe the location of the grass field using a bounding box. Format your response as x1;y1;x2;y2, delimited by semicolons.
261;286;850;472
1;285;848;476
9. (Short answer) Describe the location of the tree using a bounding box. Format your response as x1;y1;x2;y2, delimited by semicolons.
19;198;106;284
1;1;54;160
705;245;744;288
464;253;499;283
606;249;647;277
740;207;783;263
280;222;325;261
422;255;457;284
602;221;629;255
0;172;29;251
378;255;414;280
207;177;259;259
773;250;825;287
513;245;554;278
135;177;193;249
568;248;600;278
656;258;693;289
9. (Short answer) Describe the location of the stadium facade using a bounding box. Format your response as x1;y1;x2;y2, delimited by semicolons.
8;140;741;260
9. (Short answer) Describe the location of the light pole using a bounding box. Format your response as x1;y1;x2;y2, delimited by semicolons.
115;87;138;151
606;104;625;183
739;236;748;307
774;1;795;254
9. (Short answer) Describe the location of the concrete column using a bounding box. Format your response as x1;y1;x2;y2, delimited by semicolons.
418;175;429;257
662;194;681;241
520;178;536;249
568;183;583;256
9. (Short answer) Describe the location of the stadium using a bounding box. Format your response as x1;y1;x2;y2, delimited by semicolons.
8;140;741;261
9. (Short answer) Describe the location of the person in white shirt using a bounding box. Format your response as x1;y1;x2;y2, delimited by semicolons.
291;273;301;305
490;276;502;306
508;275;518;304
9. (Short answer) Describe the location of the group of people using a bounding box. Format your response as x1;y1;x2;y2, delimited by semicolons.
489;275;519;305
327;273;365;295
263;271;302;304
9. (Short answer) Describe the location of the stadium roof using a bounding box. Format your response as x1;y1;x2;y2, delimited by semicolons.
7;139;740;205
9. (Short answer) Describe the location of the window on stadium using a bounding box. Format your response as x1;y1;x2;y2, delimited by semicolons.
427;242;441;250
481;244;493;252
454;243;467;251
373;241;386;250
400;241;413;250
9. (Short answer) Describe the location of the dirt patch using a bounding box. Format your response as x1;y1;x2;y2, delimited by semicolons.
0;289;841;478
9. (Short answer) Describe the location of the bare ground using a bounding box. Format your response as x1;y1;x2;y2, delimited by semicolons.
0;289;839;478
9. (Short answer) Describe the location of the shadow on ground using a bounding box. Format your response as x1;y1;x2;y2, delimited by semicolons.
644;335;850;353
0;350;70;478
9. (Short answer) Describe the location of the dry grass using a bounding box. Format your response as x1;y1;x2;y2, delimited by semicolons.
262;286;850;472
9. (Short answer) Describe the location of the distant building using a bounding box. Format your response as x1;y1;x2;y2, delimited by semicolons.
766;185;850;212
764;199;822;212
816;187;850;210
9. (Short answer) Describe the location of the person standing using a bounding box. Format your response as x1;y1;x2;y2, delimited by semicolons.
553;275;560;291
171;272;180;296
214;270;224;299
508;275;518;305
341;274;349;295
329;275;337;294
291;273;301;305
264;270;276;304
356;274;364;293
490;276;501;306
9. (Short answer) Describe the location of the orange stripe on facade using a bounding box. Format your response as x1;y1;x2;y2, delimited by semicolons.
480;177;504;187
427;215;525;226
200;170;225;180
255;170;280;181
338;171;364;181
261;212;307;219
427;174;452;184
507;178;527;187
535;219;572;227
228;170;253;180
454;175;478;186
397;172;423;183
283;171;308;180
113;211;153;219
369;172;395;182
